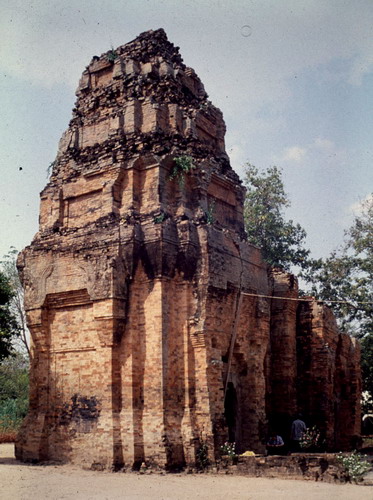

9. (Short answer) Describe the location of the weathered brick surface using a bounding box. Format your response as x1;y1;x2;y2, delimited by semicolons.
16;29;361;469
297;301;361;450
266;271;299;440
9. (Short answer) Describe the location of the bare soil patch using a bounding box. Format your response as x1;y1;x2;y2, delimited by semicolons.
1;444;372;500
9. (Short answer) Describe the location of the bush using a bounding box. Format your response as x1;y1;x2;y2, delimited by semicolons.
0;355;29;402
0;353;29;442
299;426;325;450
220;441;237;457
196;436;210;470
336;451;371;483
0;398;27;428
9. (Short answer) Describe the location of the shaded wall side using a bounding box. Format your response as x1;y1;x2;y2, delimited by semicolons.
267;271;298;441
296;302;361;450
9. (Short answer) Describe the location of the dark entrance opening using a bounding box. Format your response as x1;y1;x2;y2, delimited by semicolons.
224;382;237;443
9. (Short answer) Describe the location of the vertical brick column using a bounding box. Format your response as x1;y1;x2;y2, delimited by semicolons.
267;271;298;439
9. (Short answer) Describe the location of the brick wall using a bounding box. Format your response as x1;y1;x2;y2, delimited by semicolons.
16;29;361;469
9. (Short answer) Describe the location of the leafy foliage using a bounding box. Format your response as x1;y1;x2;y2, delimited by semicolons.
106;46;118;62
0;353;29;402
299;426;325;450
220;441;237;457
336;451;371;483
1;249;29;358
0;353;29;441
196;436;210;470
243;164;309;271
169;155;195;187
0;399;27;427
302;195;373;408
242;164;372;410
0;271;18;361
361;334;373;412
153;212;166;224
205;200;215;225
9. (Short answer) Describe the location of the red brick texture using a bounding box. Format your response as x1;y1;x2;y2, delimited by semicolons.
15;30;361;469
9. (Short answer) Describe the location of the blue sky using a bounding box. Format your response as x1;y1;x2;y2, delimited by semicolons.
1;0;372;261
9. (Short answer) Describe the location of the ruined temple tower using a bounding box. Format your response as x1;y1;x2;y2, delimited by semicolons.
16;30;361;468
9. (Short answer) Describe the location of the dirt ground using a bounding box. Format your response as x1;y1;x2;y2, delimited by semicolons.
1;444;372;500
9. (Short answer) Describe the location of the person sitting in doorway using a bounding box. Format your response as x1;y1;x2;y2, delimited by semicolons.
266;432;285;455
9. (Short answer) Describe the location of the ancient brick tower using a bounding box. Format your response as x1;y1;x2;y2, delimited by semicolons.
16;29;361;469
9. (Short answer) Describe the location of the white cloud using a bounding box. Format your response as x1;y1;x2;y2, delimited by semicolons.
349;193;373;216
272;137;349;170
279;146;307;163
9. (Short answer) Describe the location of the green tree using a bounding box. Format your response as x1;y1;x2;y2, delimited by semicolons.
0;352;29;437
1;249;29;358
0;271;18;361
302;195;373;410
243;164;310;270
0;352;29;402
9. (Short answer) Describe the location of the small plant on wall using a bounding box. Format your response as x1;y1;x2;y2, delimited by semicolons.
205;200;215;225
153;212;166;224
106;46;118;62
196;435;210;470
168;155;195;188
220;441;237;457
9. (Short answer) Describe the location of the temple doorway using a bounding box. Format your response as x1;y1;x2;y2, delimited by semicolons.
224;382;238;443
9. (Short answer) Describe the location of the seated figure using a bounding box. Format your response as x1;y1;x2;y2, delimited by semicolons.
266;433;285;455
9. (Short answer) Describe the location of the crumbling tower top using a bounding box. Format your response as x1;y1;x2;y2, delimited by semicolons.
41;28;245;239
